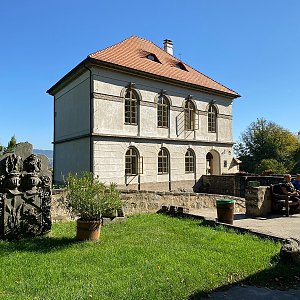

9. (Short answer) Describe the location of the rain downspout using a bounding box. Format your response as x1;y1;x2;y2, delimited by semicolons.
84;62;94;173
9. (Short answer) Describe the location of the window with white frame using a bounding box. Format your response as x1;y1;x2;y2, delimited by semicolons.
158;148;169;174
125;147;139;175
184;100;195;130
157;95;169;128
208;104;217;133
125;89;139;125
185;149;195;173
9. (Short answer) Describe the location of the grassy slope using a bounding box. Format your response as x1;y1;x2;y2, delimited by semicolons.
0;214;282;300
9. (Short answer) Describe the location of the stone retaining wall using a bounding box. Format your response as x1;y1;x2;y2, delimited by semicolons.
120;190;245;215
51;189;246;221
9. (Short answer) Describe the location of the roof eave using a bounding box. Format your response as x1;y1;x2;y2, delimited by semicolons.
46;59;88;95
87;57;240;99
47;57;241;99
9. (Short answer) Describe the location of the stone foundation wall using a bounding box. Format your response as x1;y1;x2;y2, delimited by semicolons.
51;188;246;221
119;180;196;193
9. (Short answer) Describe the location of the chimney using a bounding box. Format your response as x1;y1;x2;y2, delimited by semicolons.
163;39;173;55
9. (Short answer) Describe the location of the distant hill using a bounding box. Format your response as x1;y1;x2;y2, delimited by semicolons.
33;149;53;167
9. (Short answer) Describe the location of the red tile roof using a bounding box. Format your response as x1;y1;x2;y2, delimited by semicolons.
89;36;240;98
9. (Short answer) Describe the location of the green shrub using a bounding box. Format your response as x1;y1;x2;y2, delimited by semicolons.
255;159;287;175
66;172;122;221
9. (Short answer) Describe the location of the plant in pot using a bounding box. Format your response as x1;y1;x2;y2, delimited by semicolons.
100;183;123;218
66;172;122;241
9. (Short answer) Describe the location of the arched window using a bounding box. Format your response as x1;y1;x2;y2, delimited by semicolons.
125;89;139;125
184;100;195;131
208;104;217;133
125;147;139;175
185;149;195;173
158;148;169;174
206;152;213;175
157;95;169;128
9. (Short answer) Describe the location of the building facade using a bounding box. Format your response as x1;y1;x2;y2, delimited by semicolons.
47;36;240;190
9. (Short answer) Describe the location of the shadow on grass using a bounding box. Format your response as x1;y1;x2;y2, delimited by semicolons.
188;257;300;299
0;236;78;254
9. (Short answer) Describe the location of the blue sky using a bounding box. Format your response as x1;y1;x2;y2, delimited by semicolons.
1;0;299;149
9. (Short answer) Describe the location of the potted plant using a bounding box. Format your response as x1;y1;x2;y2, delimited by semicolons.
100;183;123;218
66;172;122;241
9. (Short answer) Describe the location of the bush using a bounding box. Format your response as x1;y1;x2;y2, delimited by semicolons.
66;172;122;221
255;159;287;175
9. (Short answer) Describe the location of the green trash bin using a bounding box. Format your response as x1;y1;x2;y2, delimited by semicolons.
216;199;235;225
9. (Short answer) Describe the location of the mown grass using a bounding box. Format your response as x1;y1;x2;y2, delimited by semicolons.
0;214;289;300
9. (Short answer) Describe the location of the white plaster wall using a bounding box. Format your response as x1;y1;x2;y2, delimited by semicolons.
91;68;234;143
54;137;90;183
93;138;234;187
217;117;233;142
55;72;90;141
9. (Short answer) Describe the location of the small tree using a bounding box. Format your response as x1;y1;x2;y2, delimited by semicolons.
3;135;17;154
0;136;17;155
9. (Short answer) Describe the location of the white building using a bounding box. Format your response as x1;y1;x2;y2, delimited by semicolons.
47;36;241;190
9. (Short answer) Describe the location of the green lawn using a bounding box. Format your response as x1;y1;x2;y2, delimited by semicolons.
0;214;293;300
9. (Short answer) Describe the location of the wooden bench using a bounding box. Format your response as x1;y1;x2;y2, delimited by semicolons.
270;184;299;217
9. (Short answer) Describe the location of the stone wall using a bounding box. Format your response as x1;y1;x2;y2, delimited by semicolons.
51;189;70;221
120;190;245;215
51;188;246;221
195;175;238;195
245;186;271;217
197;174;283;197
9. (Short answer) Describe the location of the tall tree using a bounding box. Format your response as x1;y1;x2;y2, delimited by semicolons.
234;118;300;174
290;145;300;174
6;135;17;153
2;135;17;154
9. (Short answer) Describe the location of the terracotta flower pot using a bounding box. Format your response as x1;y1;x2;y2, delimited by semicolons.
76;219;101;241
